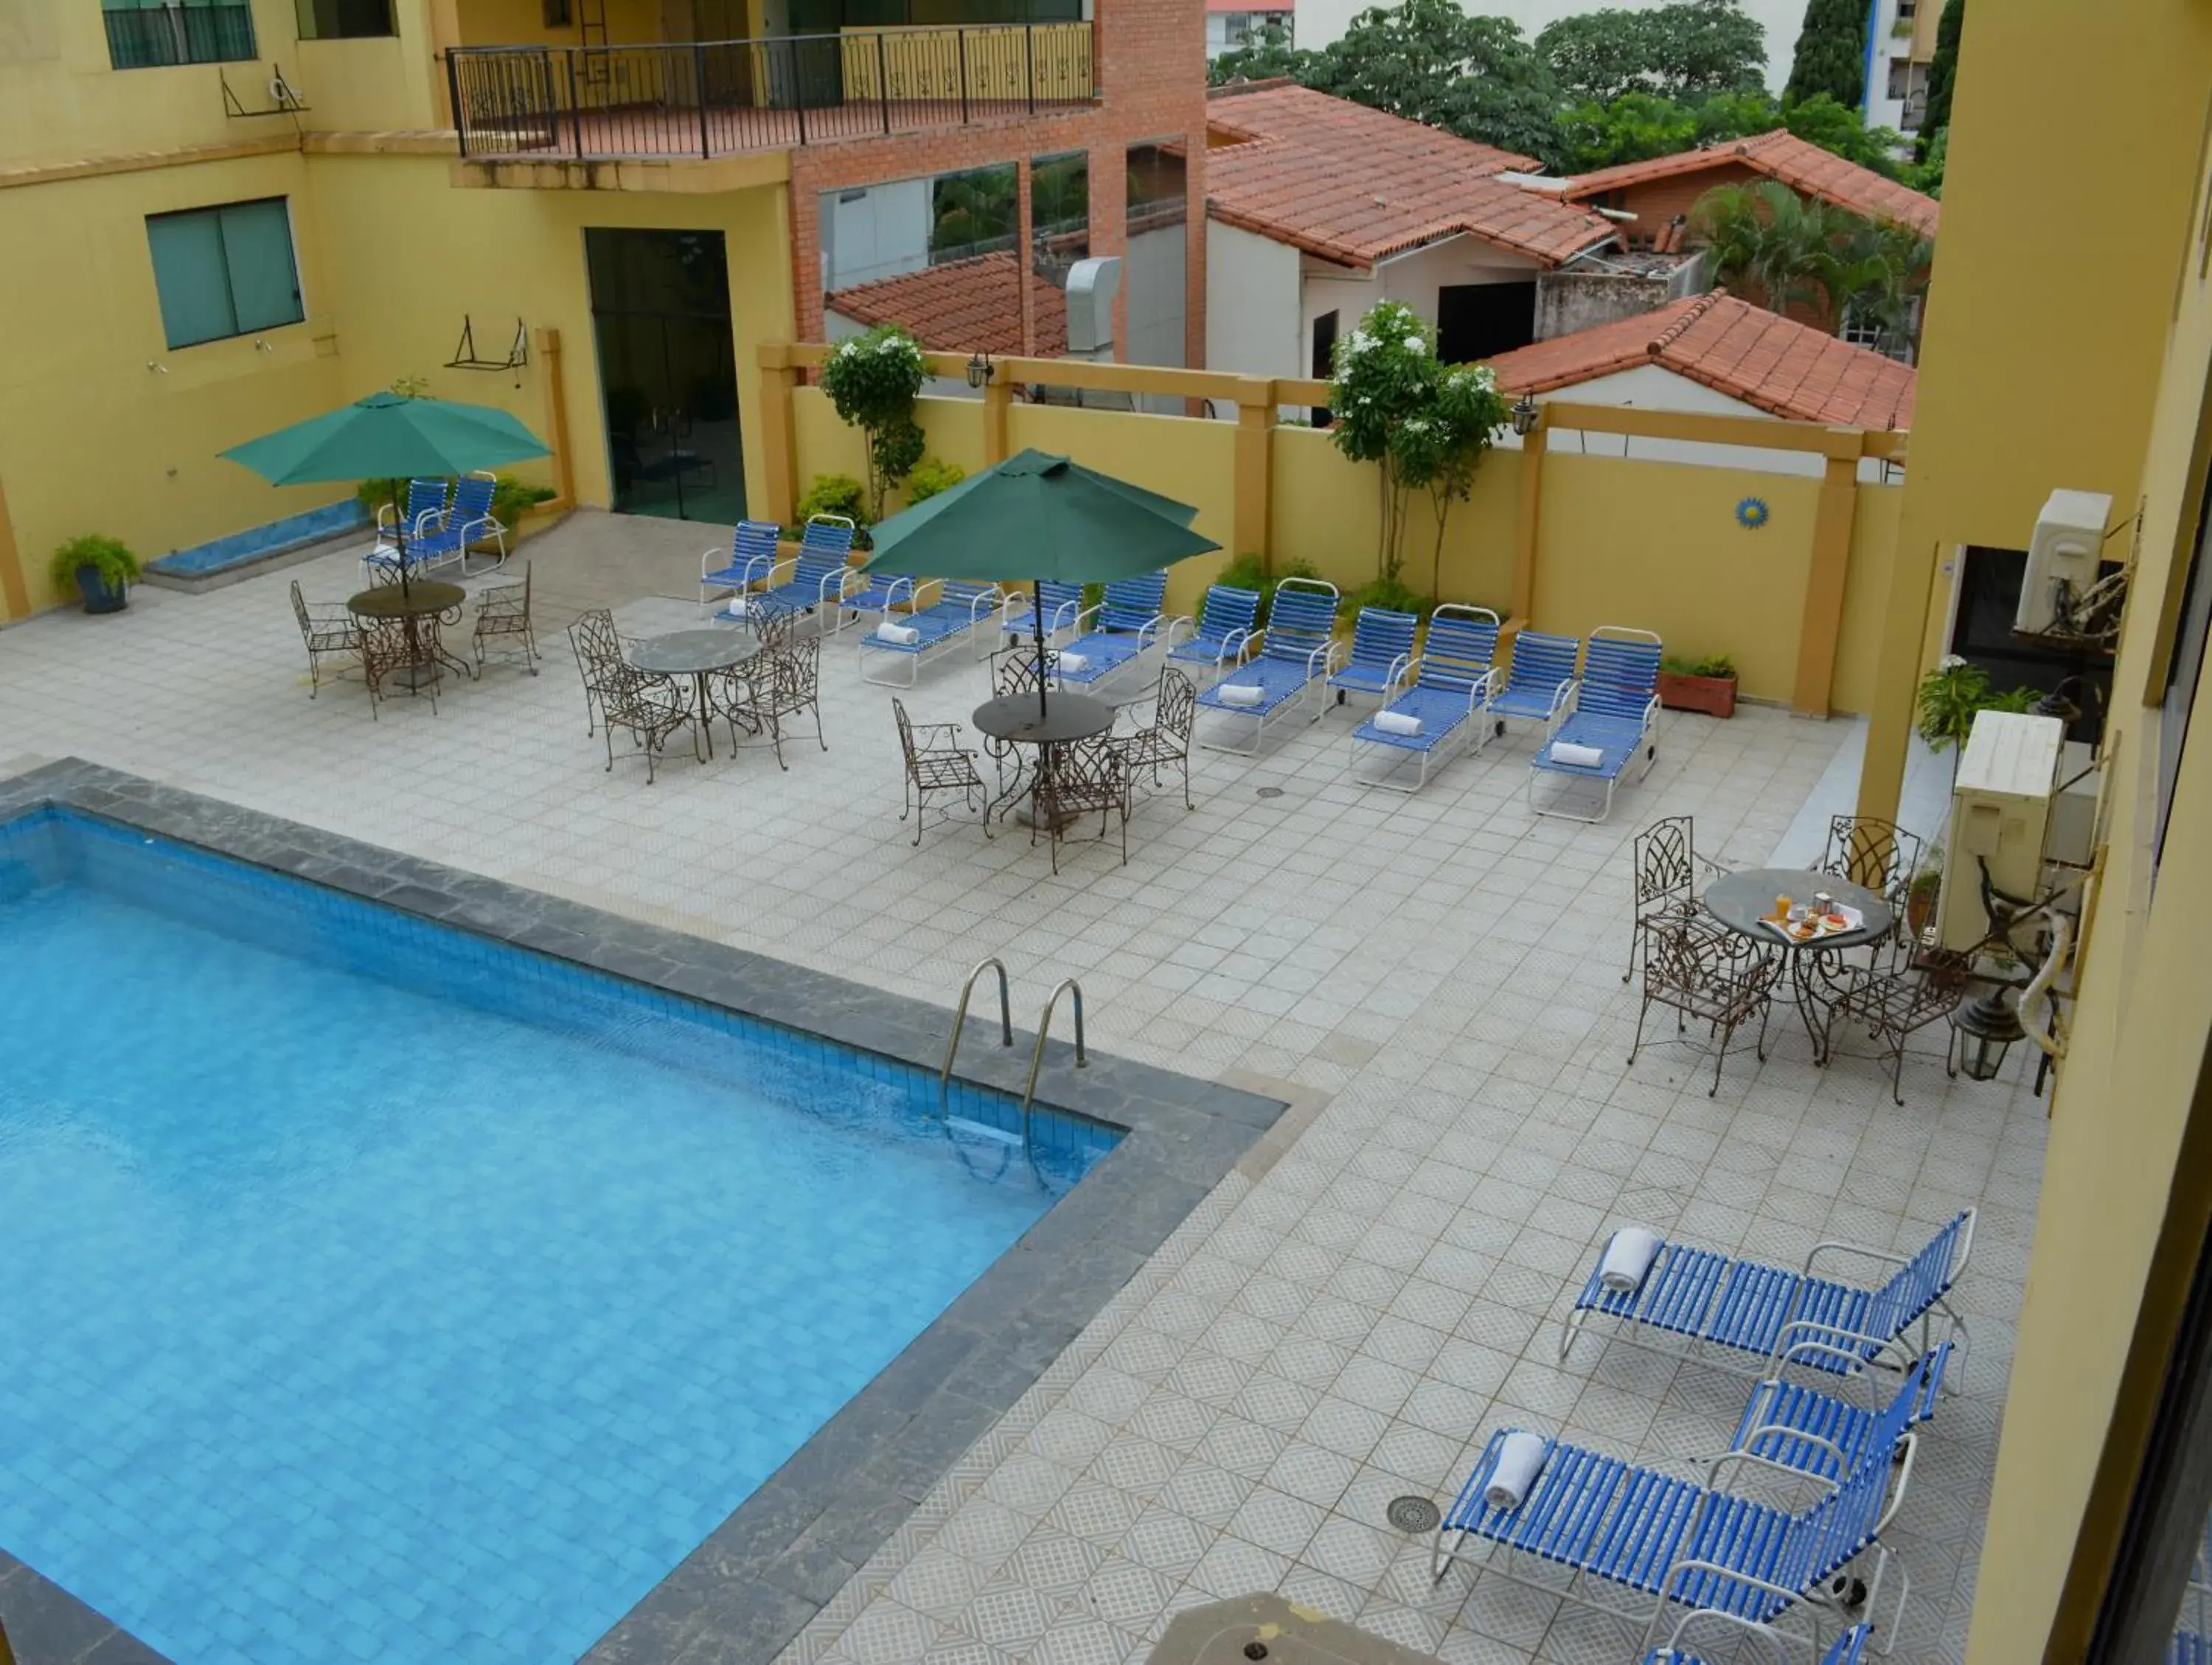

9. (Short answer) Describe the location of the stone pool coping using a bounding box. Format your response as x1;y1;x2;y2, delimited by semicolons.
0;759;1287;1665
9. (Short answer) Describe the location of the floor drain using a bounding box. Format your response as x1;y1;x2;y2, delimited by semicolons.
1386;1495;1441;1533
1256;786;1284;799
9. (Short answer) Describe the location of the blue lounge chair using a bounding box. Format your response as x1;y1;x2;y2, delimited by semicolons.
699;519;785;616
1433;1388;1919;1659
759;515;863;633
1327;605;1419;709
1728;1341;1950;1485
858;580;1005;686
1531;625;1664;822
1001;580;1086;647
365;476;455;579
1196;577;1341;753
389;472;508;578
1052;571;1169;693
1484;628;1581;743
1348;605;1500;792
1560;1212;1976;1390
1646;1616;1871;1665
1164;585;1259;684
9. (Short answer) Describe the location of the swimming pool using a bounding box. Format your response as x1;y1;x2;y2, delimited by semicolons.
0;807;1118;1665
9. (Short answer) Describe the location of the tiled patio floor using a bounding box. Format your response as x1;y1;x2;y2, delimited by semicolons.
0;512;2041;1665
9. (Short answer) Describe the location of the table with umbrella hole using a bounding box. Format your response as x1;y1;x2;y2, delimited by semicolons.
626;628;762;761
345;579;470;690
972;690;1116;830
1703;867;1893;1060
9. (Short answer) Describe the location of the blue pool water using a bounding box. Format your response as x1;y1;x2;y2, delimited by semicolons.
0;810;1114;1665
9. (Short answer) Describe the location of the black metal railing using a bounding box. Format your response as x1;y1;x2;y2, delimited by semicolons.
104;2;257;68
449;23;1095;162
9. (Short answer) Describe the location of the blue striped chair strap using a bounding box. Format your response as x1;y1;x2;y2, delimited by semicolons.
1501;630;1580;693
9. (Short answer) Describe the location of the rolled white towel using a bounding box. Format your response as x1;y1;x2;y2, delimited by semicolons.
1598;1226;1661;1293
721;595;755;618
1374;709;1423;737
1485;1431;1548;1512
875;621;921;645
1057;650;1091;672
1217;684;1265;708
1549;740;1604;768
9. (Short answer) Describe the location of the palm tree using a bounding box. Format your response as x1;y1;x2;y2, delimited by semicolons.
1690;184;1936;355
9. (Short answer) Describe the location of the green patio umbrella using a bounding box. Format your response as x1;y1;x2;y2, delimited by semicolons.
861;448;1220;717
220;391;551;594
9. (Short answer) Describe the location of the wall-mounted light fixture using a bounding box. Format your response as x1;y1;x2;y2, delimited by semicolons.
1509;394;1541;437
967;350;995;391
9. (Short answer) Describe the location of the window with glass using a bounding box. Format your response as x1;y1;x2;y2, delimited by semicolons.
146;199;306;350
102;0;255;68
295;0;396;40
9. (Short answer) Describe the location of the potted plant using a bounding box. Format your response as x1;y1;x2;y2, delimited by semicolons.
1658;653;1739;717
49;533;140;614
1907;847;1944;939
1916;656;2042;779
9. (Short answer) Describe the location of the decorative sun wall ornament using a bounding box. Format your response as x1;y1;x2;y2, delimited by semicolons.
1736;496;1771;531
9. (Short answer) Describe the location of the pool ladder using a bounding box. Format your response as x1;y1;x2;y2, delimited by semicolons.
940;958;1086;1158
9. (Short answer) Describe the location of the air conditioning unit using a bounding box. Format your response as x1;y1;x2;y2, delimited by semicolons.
1935;709;2065;951
2015;488;2112;634
1063;255;1122;357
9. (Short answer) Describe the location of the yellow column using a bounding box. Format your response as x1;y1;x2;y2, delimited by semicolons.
1793;445;1864;716
1509;423;1547;631
757;350;799;528
535;329;575;509
1235;391;1274;563
981;377;1012;466
1855;529;1943;824
0;476;29;620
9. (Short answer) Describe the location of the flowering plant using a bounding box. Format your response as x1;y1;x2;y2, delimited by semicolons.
820;323;929;519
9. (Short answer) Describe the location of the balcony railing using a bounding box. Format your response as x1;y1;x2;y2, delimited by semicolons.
449;24;1096;163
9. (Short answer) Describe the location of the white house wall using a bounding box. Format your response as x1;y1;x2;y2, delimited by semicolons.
1206;220;1304;393
820;178;932;292
1124;222;1188;415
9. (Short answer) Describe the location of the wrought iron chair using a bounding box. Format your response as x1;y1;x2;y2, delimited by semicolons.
1818;815;1925;965
986;645;1057;793
720;639;824;769
1624;814;1724;982
1818;950;1972;1105
893;696;986;847
472;561;538;675
1629;911;1784;1096
290;580;361;699
566;608;624;735
598;656;695;784
1112;664;1197;810
1034;734;1130;872
358;613;437;718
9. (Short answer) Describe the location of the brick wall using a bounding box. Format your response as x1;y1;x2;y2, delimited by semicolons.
788;0;1210;369
1583;161;1761;248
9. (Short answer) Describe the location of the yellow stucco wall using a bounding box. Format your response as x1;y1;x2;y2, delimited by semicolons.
790;386;986;509
1961;96;2212;1665
0;149;793;616
1831;480;1902;717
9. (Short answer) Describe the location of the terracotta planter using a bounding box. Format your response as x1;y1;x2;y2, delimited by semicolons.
1658;670;1737;717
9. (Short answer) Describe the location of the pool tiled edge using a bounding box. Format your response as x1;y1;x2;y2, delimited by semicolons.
0;759;1287;1665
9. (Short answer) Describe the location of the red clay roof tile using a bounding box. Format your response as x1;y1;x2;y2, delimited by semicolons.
1559;130;1939;236
1204;84;1620;268
825;252;1068;358
1482;291;1916;428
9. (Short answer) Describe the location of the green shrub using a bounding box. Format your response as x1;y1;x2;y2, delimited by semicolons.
1664;653;1738;679
904;457;966;506
48;533;140;594
490;474;557;529
1346;575;1431;619
1214;552;1321;626
796;473;868;526
358;478;406;521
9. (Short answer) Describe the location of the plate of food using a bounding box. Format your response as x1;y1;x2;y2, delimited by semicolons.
1761;903;1864;943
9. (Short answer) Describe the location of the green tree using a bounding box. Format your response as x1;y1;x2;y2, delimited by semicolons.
1537;0;1766;105
1782;91;1906;176
1394;362;1510;600
1209;15;1307;85
1905;125;1947;197
1300;0;1565;167
1326;300;1440;583
1916;0;1962;162
1557;92;1700;171
1691;179;1933;350
1693;88;1781;142
1784;0;1868;109
818;323;928;520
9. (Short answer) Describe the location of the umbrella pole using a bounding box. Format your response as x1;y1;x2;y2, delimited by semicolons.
1033;580;1049;720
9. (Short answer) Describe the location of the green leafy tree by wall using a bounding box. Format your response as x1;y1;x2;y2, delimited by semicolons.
1784;0;1868;111
1783;91;1906;176
1916;0;1962;162
1299;0;1566;168
1537;0;1766;105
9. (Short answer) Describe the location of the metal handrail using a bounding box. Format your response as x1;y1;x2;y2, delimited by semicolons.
940;956;1012;1116
1018;976;1085;1153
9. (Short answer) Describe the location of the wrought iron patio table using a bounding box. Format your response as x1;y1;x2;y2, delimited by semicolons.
347;580;469;690
1703;867;1893;1062
627;628;759;760
972;692;1115;831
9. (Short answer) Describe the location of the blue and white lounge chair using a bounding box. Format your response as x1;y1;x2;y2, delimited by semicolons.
1327;605;1419;709
1051;571;1169;694
1433;1391;1919;1659
1483;628;1581;744
365;476;454;579
378;472;507;579
1196;577;1341;753
757;515;863;633
858;580;1005;686
1728;1341;1950;1485
700;519;785;616
1164;585;1259;684
1000;579;1085;647
1347;605;1500;792
1530;625;1665;822
1560;1212;1976;1391
1646;1616;1871;1665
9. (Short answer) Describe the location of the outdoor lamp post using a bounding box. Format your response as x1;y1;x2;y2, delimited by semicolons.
967;351;995;390
1510;394;1541;437
1948;984;2026;1082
